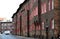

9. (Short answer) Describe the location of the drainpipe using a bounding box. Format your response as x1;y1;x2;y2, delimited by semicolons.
38;0;42;39
27;10;30;37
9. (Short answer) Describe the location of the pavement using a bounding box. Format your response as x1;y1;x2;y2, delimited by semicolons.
15;35;38;39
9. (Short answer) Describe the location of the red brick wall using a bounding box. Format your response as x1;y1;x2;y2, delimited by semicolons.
22;12;27;36
16;12;20;35
12;14;17;35
12;0;39;36
54;0;60;37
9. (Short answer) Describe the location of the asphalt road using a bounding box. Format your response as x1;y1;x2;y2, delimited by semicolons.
0;34;35;39
0;34;23;39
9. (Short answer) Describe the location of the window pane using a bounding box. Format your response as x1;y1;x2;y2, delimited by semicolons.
41;3;44;13
42;22;44;30
48;1;50;11
52;19;54;29
44;3;46;12
41;3;46;14
49;0;54;11
52;0;54;9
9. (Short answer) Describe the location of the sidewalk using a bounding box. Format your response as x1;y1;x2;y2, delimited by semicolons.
16;35;38;39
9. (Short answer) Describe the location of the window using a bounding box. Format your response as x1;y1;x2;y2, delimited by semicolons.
49;0;52;11
41;4;44;13
42;22;44;30
5;24;6;26
2;27;3;29
41;3;46;14
52;19;54;29
50;19;54;29
2;24;3;26
48;0;54;11
52;0;54;9
48;1;50;11
44;3;46;12
34;0;36;2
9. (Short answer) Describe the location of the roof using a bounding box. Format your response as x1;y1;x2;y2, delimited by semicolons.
12;12;17;18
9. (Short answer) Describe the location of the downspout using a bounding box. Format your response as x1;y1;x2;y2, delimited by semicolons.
38;0;42;39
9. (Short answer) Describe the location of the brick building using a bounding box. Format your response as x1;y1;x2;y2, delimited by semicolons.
12;0;60;39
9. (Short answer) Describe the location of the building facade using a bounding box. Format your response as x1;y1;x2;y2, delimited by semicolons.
0;22;2;33
0;22;13;33
12;0;60;39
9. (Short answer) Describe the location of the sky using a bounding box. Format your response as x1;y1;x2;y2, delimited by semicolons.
0;0;24;21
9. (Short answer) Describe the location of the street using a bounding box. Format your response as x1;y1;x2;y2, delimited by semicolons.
0;34;23;39
0;34;35;39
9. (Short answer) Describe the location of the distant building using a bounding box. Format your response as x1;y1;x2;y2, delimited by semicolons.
0;22;13;33
0;22;2;33
0;18;4;33
0;18;4;22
